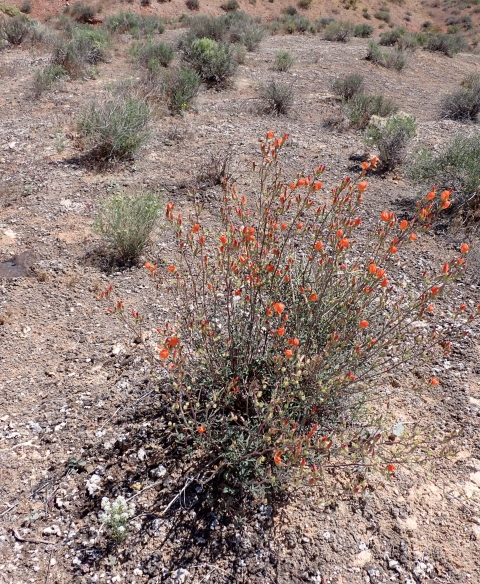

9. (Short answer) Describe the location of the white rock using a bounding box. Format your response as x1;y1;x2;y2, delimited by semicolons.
170;568;190;583
43;525;61;537
86;474;102;496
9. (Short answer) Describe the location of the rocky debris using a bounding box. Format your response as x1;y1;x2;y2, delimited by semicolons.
0;250;37;278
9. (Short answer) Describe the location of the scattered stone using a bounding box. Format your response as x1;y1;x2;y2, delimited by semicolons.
170;568;190;583
85;474;102;496
0;251;37;279
151;465;167;479
43;525;61;537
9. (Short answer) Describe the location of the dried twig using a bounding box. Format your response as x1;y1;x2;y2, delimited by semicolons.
0;504;17;518
12;528;52;546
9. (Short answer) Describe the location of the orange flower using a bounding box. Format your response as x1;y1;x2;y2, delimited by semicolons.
426;190;436;201
390;246;398;254
274;451;282;465
441;190;451;201
192;223;200;233
309;293;318;302
289;182;296;190
381;211;393;222
315;241;323;251
291;338;300;346
359;320;369;329
297;222;303;230
358;181;367;192
409;233;417;241
429;378;439;386
277;326;285;336
167;337;180;348
145;262;156;271
297;178;306;187
430;286;440;296
460;243;469;254
387;464;395;473
459;304;466;311
266;264;274;272
235;289;242;296
368;263;377;274
198;426;206;434
399;220;408;230
281;222;287;230
339;238;350;249
273;302;285;315
199;236;205;244
159;348;169;359
336;229;343;238
220;235;227;244
381;278;389;287
284;349;293;358
427;304;434;312
376;268;386;278
361;161;370;170
266;131;275;139
440;200;451;210
313;181;323;190
168;265;176;273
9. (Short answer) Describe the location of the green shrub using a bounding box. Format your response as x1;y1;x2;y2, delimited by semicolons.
94;190;162;264
259;80;294;115
225;11;264;50
379;26;406;46
283;4;298;15
314;16;336;30
332;73;365;101
220;0;239;11
275;50;295;71
181;36;237;87
354;23;373;37
298;0;312;8
69;2;96;23
131;41;174;73
148;131;469;501
0;14;31;44
52;26;110;75
440;74;480;121
187;14;227;41
103;11;164;35
344;93;399;129
20;1;31;14
28;19;57;46
367;41;407;71
365;113;417;170
164;66;200;113
323;20;353;42
0;3;22;17
186;0;199;10
232;42;246;64
408;135;480;216
374;10;391;23
78;90;151;159
424;32;469;57
33;64;68;97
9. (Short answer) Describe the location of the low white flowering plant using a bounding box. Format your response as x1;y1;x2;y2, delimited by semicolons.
99;496;135;542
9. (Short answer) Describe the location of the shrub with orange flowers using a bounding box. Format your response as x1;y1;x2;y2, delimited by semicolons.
142;132;476;501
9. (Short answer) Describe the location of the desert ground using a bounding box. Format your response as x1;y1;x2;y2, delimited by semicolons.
1;1;480;583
